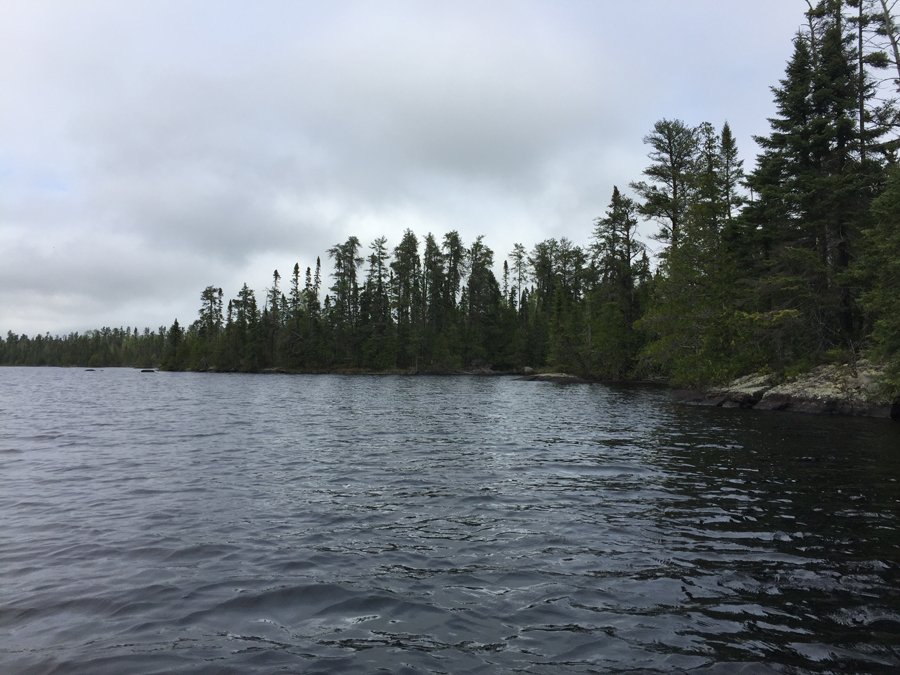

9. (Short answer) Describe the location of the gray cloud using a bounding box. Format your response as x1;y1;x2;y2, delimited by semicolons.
0;0;809;335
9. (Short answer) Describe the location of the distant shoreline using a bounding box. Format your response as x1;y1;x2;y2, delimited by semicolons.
7;363;896;420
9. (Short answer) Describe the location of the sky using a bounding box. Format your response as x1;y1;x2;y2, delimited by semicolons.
0;0;812;336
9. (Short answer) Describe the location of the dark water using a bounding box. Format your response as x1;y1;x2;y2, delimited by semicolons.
1;368;899;675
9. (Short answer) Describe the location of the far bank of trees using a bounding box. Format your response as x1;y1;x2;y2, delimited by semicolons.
3;1;900;395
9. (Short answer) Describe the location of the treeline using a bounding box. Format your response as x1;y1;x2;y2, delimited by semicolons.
1;326;166;369
0;226;653;377
3;1;900;395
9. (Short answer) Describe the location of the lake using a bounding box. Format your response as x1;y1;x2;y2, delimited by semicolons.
1;367;899;674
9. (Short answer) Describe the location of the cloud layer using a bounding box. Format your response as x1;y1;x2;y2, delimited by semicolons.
0;0;809;335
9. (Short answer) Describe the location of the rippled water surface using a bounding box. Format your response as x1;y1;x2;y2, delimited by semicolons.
1;367;899;674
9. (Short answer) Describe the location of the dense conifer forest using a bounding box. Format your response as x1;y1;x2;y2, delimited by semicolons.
3;1;900;396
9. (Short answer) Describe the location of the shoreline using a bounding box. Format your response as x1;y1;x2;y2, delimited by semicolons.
678;360;900;420
6;363;898;419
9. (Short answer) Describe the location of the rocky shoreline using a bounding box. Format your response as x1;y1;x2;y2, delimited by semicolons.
679;360;899;419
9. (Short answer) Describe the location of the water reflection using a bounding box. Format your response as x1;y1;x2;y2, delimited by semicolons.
0;368;898;674
647;405;900;671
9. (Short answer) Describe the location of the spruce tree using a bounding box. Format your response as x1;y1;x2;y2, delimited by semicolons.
327;237;363;364
859;167;900;394
744;2;878;364
588;186;646;379
391;230;422;368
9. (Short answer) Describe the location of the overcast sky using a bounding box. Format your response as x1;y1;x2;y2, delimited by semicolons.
1;0;810;336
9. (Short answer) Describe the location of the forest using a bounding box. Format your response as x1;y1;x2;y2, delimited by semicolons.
3;0;900;397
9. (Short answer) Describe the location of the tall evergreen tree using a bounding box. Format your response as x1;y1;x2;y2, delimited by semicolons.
508;243;529;313
442;231;465;313
392;230;422;368
289;263;303;324
422;233;445;330
197;286;224;341
588;186;647;378
743;2;877;363
858;166;900;394
720;121;745;222
630;119;699;250
420;233;448;366
358;236;394;368
327;237;363;363
462;236;501;367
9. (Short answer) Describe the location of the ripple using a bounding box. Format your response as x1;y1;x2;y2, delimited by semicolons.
1;368;899;674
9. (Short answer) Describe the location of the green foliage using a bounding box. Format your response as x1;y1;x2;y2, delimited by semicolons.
630;119;698;249
858;167;900;395
6;3;900;391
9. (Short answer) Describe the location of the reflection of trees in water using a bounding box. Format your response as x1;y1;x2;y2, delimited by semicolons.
643;405;900;669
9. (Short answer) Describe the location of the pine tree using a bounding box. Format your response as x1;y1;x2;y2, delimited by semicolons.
630;119;699;250
636;120;767;383
197;286;224;341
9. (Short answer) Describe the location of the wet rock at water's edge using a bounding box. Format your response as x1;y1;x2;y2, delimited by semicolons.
681;360;898;419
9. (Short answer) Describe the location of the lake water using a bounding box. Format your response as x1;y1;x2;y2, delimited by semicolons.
1;367;899;674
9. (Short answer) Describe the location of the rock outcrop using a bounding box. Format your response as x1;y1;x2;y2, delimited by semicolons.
680;361;899;419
